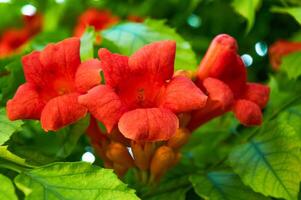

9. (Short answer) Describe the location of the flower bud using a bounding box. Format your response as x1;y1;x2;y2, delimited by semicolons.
113;163;129;178
150;146;176;182
131;141;155;170
106;142;134;168
167;128;190;150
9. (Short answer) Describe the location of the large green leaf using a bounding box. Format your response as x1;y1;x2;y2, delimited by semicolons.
280;51;301;80
190;171;270;200
102;19;198;70
231;0;262;32
271;7;301;25
229;122;301;200
0;108;23;145
0;174;18;200
15;162;139;200
8;116;90;165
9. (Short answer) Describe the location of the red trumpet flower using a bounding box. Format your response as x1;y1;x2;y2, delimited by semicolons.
0;13;43;58
74;8;119;37
188;34;270;130
269;40;301;71
79;41;207;141
6;38;102;131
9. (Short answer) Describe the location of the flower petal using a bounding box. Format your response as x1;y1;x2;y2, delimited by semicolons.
78;85;124;132
22;51;46;86
75;59;102;93
161;76;207;112
98;48;129;88
40;93;87;131
118;108;179;141
129;40;176;82
203;77;234;110
233;99;262;126
197;34;247;96
39;37;81;79
6;83;45;120
243;83;270;109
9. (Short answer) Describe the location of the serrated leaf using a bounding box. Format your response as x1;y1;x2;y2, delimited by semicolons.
102;19;197;70
0;174;18;200
190;171;270;200
80;27;95;61
8;116;90;165
271;7;301;25
14;162;139;200
280;51;301;80
229;122;301;200
0;108;23;145
231;0;261;32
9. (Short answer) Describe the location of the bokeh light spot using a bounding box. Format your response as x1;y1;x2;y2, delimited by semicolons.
241;54;253;67
21;4;36;16
81;152;95;163
255;41;268;56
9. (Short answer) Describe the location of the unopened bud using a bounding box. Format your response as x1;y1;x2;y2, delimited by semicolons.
167;128;190;150
131;141;155;170
150;146;176;182
106;142;134;168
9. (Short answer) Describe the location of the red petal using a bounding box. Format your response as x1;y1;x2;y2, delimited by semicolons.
98;48;129;88
197;34;247;96
39;37;81;79
75;59;102;93
22;51;46;86
78;85;124;132
161;76;207;112
203;77;234;110
233;99;262;126
40;93;87;131
6;83;45;120
129;40;176;82
243;83;270;109
118;108;179;141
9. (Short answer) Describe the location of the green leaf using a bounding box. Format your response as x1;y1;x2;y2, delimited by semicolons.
141;173;190;200
15;162;139;200
0;108;23;145
102;19;198;70
229;122;301;200
190;171;270;200
280;51;301;80
80;27;95;62
0;59;25;105
0;146;27;166
271;7;301;25
0;174;18;200
231;0;262;32
8;116;90;165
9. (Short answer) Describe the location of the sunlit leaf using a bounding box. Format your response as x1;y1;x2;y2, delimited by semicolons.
231;0;262;32
0;107;23;145
80;27;95;61
271;7;301;25
15;162;139;200
190;171;270;200
229;122;301;200
0;174;18;200
280;51;301;79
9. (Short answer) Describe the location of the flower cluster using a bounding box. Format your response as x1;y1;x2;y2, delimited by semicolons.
0;13;43;58
7;34;269;181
